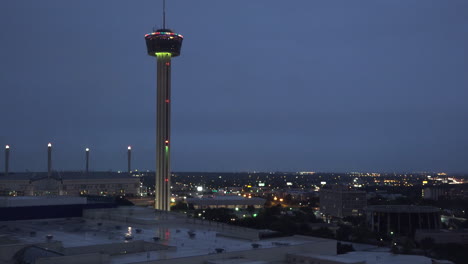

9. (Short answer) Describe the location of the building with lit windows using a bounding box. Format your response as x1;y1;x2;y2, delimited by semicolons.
186;196;266;210
319;185;367;218
0;171;141;196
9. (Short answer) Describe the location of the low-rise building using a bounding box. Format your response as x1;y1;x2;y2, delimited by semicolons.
366;205;441;236
186;195;266;209
0;172;141;197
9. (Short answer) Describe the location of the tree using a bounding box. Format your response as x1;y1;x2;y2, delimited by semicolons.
401;238;416;254
171;201;188;211
432;243;468;264
270;217;298;235
337;242;355;254
350;225;376;243
336;224;352;241
419;237;435;256
246;205;255;214
306;227;335;239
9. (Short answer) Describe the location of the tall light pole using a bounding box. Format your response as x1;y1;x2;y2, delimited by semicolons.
5;145;9;177
47;143;52;178
127;146;132;174
85;148;90;175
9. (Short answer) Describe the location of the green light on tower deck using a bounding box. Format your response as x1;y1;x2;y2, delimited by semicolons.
156;52;172;58
165;146;169;154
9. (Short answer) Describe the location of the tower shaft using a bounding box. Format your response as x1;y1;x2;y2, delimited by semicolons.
155;52;172;211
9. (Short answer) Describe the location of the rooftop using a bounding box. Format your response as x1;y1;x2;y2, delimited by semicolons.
0;207;333;263
0;171;136;181
292;251;434;264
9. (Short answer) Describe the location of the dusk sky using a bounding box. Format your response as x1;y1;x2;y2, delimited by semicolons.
1;1;467;173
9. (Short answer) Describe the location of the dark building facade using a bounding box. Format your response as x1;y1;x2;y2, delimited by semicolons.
366;205;441;236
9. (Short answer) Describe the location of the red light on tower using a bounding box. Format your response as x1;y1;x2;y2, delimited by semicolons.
165;140;169;144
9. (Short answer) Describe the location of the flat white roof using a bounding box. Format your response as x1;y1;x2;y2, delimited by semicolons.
1;208;331;263
293;251;433;264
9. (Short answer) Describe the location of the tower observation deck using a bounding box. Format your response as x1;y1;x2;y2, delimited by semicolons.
145;29;183;211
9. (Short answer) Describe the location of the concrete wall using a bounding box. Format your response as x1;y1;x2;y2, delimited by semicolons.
0;240;170;264
217;228;260;241
286;254;365;264
131;239;336;264
83;208;160;225
64;240;171;256
0;241;63;262
36;253;110;264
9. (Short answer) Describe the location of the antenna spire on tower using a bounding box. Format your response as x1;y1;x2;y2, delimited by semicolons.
163;0;166;29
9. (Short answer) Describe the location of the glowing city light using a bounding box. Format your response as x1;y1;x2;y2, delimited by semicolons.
5;145;9;149
128;146;132;150
85;148;90;152
145;31;184;38
48;143;52;148
155;52;172;58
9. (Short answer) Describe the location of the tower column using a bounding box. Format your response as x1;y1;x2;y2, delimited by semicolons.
156;53;172;211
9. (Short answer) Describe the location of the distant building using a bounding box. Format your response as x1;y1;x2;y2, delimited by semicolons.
422;187;446;201
0;172;141;197
0;196;115;221
366;205;441;236
422;185;468;200
186;195;266;209
319;185;366;218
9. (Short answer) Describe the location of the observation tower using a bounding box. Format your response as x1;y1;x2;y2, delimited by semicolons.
144;1;183;211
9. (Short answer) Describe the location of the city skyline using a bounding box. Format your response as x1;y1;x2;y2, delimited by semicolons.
1;1;467;173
